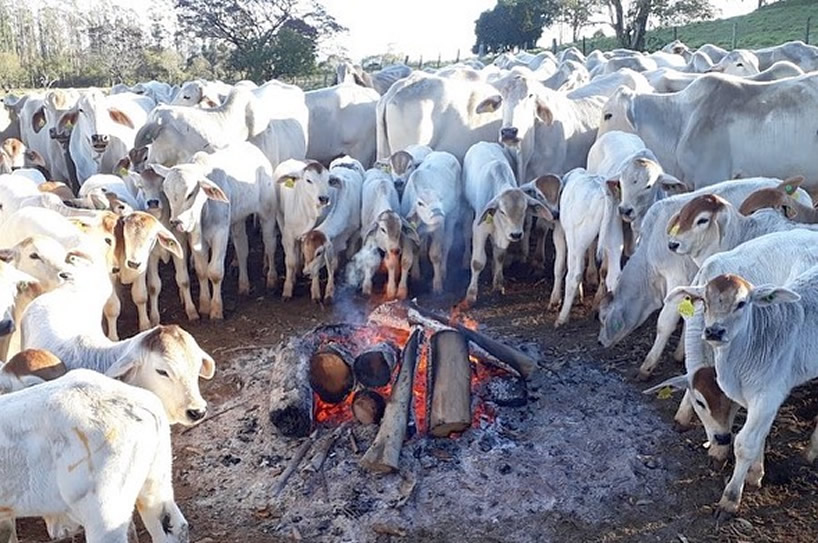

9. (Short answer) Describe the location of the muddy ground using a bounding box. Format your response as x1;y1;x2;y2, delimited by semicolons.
17;246;818;543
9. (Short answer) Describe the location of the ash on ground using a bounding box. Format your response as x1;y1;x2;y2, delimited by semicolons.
174;333;682;543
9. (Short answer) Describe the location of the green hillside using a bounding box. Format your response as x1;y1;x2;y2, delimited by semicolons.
573;0;818;53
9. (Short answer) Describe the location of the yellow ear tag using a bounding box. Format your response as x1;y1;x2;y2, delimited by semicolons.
657;386;674;400
284;176;295;189
484;213;494;225
377;162;392;173
678;297;695;318
669;224;680;236
117;167;129;178
65;120;73;129
70;219;89;232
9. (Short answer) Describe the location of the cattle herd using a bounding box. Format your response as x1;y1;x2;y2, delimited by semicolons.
0;36;817;541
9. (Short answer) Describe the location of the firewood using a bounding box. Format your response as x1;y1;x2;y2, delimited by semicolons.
271;432;315;497
268;339;314;437
360;327;422;473
309;343;355;404
352;389;386;425
428;330;471;437
353;343;399;387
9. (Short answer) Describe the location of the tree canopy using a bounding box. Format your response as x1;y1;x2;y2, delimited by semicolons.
473;0;561;54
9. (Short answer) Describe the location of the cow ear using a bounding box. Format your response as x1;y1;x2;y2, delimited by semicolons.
782;203;798;220
32;106;46;133
535;97;554;125
58;110;78;132
526;197;553;221
666;212;681;235
475;95;502;114
328;175;343;188
146;163;171;180
665;285;705;306
108;108;135;129
199;352;215;379
400;218;420;246
606;178;621;200
749;285;800;306
0;248;16;263
155;224;184;259
108;350;140;380
778;175;804;196
642;374;689;395
479;202;499;225
198;179;229;202
659;174;689;194
114;156;131;178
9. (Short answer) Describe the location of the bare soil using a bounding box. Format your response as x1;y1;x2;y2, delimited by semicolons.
17;249;818;543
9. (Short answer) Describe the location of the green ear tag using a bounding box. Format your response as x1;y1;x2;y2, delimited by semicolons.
678;297;695;318
785;184;795;195
284;177;295;189
657;386;673;400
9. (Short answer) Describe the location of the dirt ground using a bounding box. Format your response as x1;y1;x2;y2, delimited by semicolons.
17;247;818;543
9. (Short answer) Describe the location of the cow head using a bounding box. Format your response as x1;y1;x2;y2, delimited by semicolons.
739;176;804;220
609;153;688;230
115;212;183;284
666;194;729;262
172;80;220;108
68;91;136;156
159;163;229;234
478;187;551;246
667;273;799;347
599;86;637;135
0;236;81;290
364;210;418;257
277;161;331;211
707;49;760;76
388;150;416;195
107;324;215;426
136;165;167;217
301;229;330;277
477;74;553;149
0;260;39;337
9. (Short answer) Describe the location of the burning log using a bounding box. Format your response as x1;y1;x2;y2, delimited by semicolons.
352;389;386;425
353;343;398;388
428;330;472;437
268;339;314;438
360;327;422;473
309;344;355;404
409;302;538;380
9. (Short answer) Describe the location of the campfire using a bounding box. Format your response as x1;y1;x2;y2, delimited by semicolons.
268;301;537;473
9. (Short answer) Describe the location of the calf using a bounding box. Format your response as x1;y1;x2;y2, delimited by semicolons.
739;176;818;223
462;142;549;305
400;151;462;293
0;349;66;393
668;268;818;518
158;143;277;316
385;144;432;197
275;159;331;299
0;369;189;543
354;168;418;300
301;158;363;302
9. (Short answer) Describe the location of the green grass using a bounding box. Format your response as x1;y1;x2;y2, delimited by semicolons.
572;0;818;53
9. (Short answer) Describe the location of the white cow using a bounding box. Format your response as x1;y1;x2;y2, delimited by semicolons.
305;84;379;167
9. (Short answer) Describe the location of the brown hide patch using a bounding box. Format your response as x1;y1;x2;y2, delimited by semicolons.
304;160;326;175
389;151;413;176
692;367;733;427
38;181;74;200
669;194;727;233
108;108;134;129
533;174;561;206
302;230;327;264
3;349;66;381
739;188;786;216
709;273;752;295
2;138;23;160
58;110;78;132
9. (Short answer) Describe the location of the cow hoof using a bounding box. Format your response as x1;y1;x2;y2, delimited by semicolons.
238;285;250;296
636;369;653;382
209;310;224;320
554;319;566;329
672;421;693;434
323;295;334;305
708;455;729;471
397;287;408;300
714;498;738;523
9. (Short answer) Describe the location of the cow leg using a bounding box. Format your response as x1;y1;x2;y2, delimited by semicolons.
261;217;279;290
673;390;695;429
429;231;445;294
398;239;415;300
411;238;424;281
520;215;532;262
533;221;549;270
103;291;120;341
325;252;338;302
172;252;198;322
549;222;566;309
639;304;681;378
491;243;507;295
0;520;17;543
310;266;322;302
805;419;818;463
231;221;250;296
555;226;595;327
208;231;228;319
131;275;151;332
282;235;299;300
362;260;375;296
747;447;766;488
147;254;162;327
385;251;399;300
674;330;686;362
191;245;210;315
466;226;490;305
718;402;779;517
584;245;599;290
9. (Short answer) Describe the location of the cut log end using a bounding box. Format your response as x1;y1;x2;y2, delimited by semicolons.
309;346;355;404
352;389;386;425
353;344;398;388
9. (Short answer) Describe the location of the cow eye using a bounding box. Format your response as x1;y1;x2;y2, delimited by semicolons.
183;95;190;100
306;178;313;184
186;191;195;201
696;217;709;225
380;227;386;234
735;300;746;310
29;253;40;260
694;399;706;409
603;113;613;121
105;238;113;246
528;93;534;99
156;369;169;378
736;63;743;67
417;201;425;207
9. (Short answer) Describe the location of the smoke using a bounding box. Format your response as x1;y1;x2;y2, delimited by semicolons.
345;242;382;288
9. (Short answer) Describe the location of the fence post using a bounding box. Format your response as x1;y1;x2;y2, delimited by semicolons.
418;55;423;69
437;53;441;68
551;38;557;55
731;22;738;49
456;49;460;63
404;55;409;65
582;37;586;55
807;16;812;45
673;26;678;41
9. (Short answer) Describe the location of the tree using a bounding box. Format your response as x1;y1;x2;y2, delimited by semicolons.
473;0;561;54
559;0;602;42
175;0;345;81
603;0;714;51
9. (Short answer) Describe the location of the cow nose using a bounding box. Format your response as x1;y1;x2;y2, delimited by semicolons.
146;199;160;209
619;205;634;220
126;260;140;270
713;433;732;446
668;240;680;252
170;219;181;227
704;326;726;342
58;271;72;281
501;127;519;140
91;134;109;145
510;231;523;241
186;408;206;422
318;195;330;205
551;209;560;221
389;248;400;256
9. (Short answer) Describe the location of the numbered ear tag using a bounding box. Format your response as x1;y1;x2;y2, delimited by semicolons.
678;296;695;318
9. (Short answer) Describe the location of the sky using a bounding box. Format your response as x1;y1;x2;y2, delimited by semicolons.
322;0;758;62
